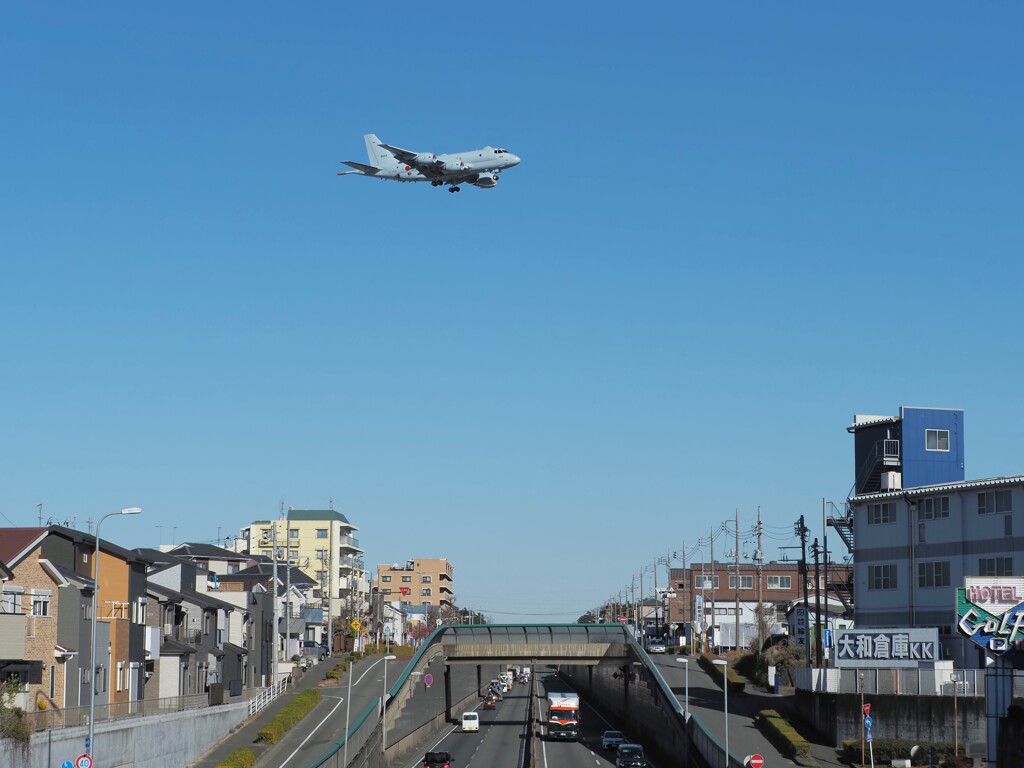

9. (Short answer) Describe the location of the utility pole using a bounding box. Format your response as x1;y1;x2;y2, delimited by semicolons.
798;515;810;665
756;507;765;654
327;522;334;655
709;526;716;652
813;538;822;668
270;518;279;685
653;558;658;639
734;509;740;653
284;504;291;672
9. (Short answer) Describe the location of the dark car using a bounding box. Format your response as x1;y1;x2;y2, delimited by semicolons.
424;751;453;768
616;744;647;768
483;696;497;710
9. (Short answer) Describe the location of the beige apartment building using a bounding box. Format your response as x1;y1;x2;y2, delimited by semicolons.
240;509;368;619
374;559;455;609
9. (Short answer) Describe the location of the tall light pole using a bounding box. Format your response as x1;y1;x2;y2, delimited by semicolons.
88;507;141;761
381;654;397;754
676;656;689;717
712;658;729;768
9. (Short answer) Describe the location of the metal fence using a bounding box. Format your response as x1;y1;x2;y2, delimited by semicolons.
247;678;289;716
795;666;1024;697
23;693;211;732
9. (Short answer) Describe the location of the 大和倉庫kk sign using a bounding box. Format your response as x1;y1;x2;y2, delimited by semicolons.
833;628;939;668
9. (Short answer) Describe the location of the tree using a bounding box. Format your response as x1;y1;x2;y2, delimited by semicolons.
577;611;597;624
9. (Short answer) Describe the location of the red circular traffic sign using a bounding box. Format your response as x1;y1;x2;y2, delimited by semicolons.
76;756;93;768
749;754;765;768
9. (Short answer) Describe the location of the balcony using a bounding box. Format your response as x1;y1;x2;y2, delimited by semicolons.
339;535;361;551
0;613;27;660
338;554;362;571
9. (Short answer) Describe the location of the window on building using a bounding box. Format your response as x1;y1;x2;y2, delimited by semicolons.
766;575;792;590
979;490;1013;515
31;593;50;617
979;557;1013;576
421;575;432;583
227;563;239;574
131;598;148;625
381;575;391;582
728;575;754;590
421;588;432;596
261;550;271;558
868;564;897;590
868;502;894;525
117;662;125;692
316;529;328;538
421;601;431;607
918;561;950;588
926;429;950;451
289;529;299;539
204;612;213;635
401;576;411;583
383;588;392;595
695;575;720;589
919;497;950;520
0;591;22;614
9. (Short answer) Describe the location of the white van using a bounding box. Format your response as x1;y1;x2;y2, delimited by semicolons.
461;711;480;732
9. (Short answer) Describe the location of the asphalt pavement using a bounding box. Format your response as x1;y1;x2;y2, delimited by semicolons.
190;655;402;768
651;656;844;768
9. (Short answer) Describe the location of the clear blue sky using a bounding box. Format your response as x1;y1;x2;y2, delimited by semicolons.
2;3;1022;622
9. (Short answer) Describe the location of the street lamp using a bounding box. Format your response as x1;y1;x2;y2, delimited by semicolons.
676;656;689;717
712;659;729;768
88;507;141;761
381;654;398;754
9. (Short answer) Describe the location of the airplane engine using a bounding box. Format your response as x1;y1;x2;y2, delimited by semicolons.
414;153;438;165
442;160;467;173
472;173;499;188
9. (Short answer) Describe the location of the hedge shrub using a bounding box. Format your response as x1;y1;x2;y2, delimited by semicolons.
697;653;746;694
217;748;256;768
756;710;810;758
839;739;963;766
256;689;322;744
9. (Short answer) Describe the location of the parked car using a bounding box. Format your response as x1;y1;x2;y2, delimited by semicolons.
423;751;453;768
647;643;666;654
616;744;647;768
302;640;328;661
601;730;626;750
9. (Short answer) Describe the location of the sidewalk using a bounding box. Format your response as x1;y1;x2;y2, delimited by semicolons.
190;659;336;768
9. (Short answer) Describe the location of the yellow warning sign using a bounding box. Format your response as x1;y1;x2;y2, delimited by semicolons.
350;619;361;632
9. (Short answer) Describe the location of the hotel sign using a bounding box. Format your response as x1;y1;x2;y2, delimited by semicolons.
956;577;1024;668
833;628;939;668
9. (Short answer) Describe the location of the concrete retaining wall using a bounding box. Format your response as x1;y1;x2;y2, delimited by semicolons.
794;689;987;747
0;701;250;768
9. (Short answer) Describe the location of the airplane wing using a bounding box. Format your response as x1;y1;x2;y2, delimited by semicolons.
338;161;380;175
377;143;421;165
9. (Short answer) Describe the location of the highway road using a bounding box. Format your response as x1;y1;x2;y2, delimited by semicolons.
398;675;532;768
534;671;659;768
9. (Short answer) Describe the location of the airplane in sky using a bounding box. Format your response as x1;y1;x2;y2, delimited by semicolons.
338;134;520;193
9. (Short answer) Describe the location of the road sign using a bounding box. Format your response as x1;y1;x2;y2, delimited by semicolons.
400;587;410;596
824;629;833;648
62;762;73;768
864;715;873;730
383;625;392;634
866;731;873;743
75;755;93;768
863;703;871;716
423;673;434;688
350;619;361;632
748;754;765;768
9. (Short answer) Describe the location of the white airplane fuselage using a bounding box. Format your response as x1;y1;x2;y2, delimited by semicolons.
340;134;520;191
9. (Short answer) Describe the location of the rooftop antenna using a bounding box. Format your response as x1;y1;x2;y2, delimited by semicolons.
329;497;334;510
37;503;43;526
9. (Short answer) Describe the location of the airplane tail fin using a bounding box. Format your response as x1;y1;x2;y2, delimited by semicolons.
364;134;398;169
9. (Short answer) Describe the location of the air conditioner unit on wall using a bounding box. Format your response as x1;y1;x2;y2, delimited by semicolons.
881;472;902;491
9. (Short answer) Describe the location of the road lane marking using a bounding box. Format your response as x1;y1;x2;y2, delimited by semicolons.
275;696;345;768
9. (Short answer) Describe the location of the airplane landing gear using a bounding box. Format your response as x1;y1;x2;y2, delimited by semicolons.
448;186;461;193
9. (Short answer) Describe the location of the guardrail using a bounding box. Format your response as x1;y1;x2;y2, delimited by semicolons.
248;678;289;716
